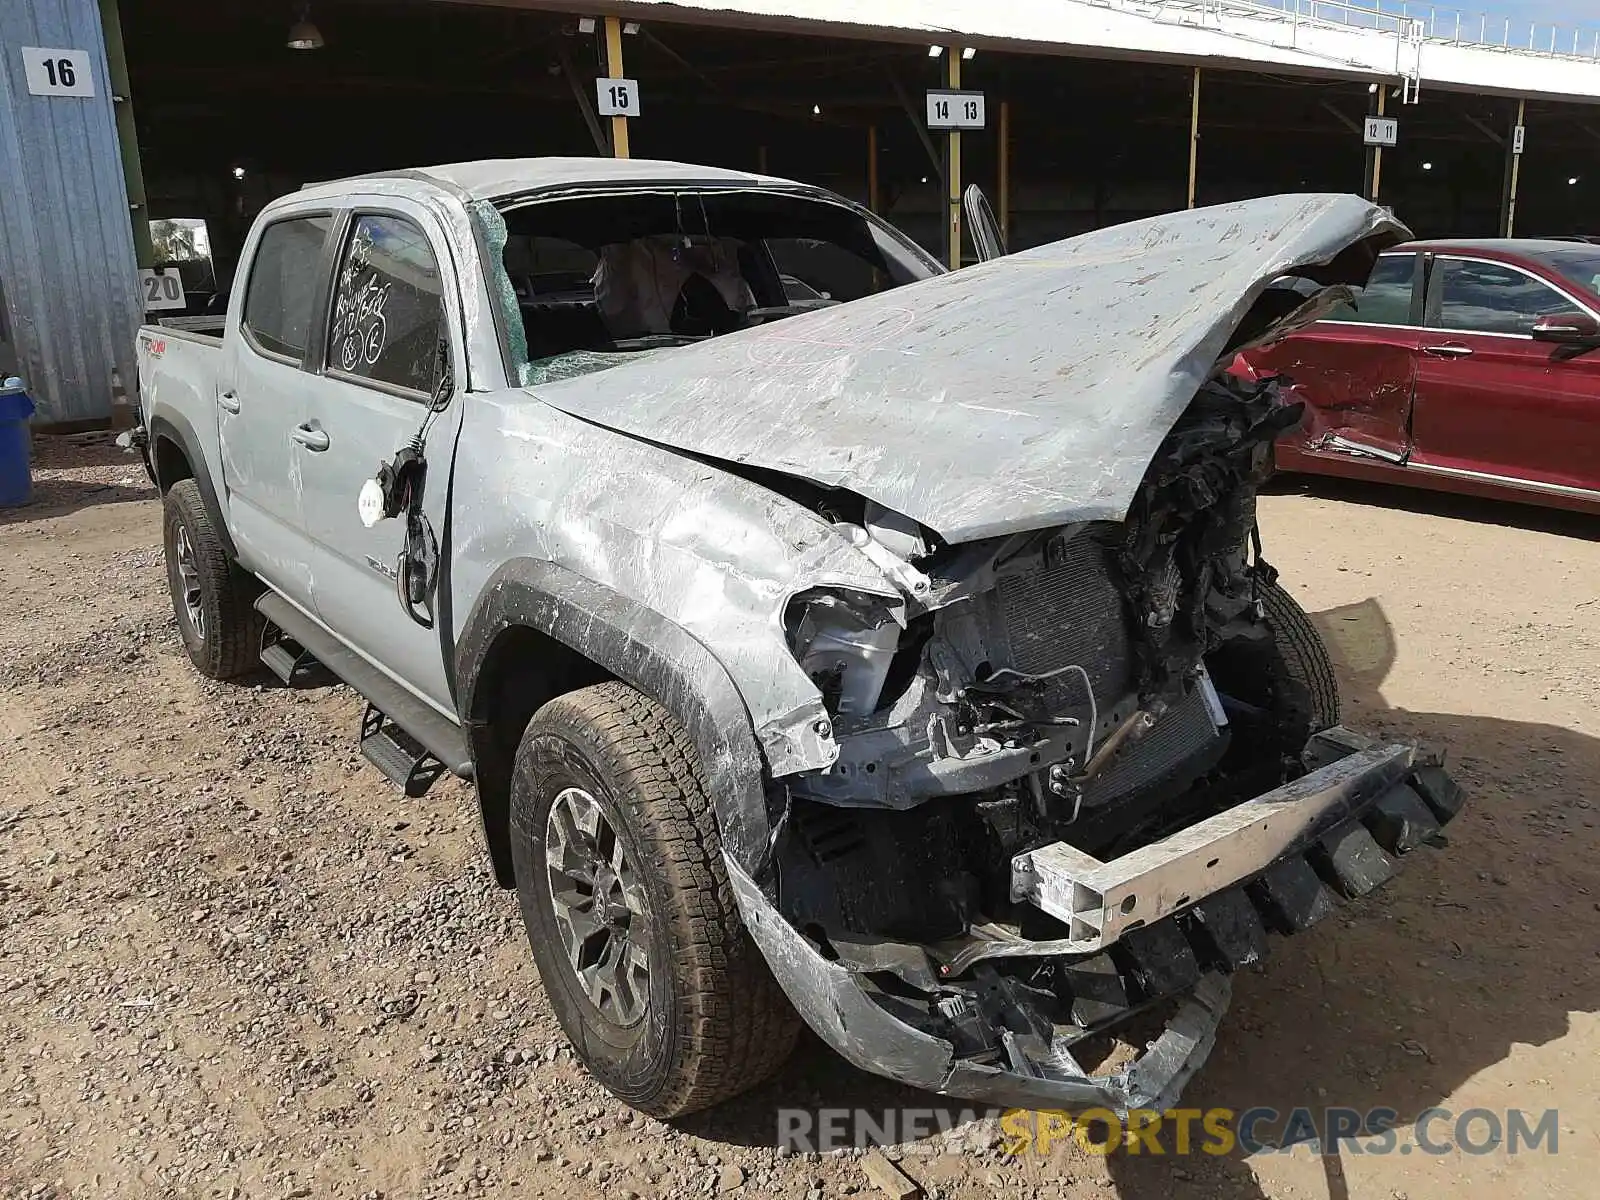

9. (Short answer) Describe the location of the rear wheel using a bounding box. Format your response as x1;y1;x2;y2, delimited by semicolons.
162;480;259;680
509;681;800;1117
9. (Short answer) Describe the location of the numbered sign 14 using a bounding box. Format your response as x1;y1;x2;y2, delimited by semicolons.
22;47;95;98
596;78;639;118
926;89;986;131
139;269;188;313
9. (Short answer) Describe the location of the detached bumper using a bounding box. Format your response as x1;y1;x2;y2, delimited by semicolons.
734;726;1465;1114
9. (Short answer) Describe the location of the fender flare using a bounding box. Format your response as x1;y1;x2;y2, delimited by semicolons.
454;558;772;886
147;410;238;562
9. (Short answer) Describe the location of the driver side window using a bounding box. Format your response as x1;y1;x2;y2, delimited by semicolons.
327;213;447;398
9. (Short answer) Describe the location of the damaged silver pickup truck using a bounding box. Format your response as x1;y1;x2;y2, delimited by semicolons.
134;158;1466;1119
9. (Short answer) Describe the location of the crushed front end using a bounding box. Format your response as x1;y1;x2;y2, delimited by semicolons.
741;372;1466;1113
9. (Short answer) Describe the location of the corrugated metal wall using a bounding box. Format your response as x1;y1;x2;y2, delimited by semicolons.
0;0;139;425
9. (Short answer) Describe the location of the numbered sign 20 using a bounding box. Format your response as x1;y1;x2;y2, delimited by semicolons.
22;47;95;98
596;78;639;118
926;89;986;131
139;269;188;313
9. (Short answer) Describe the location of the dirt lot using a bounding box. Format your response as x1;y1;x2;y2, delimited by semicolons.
2;435;1597;1200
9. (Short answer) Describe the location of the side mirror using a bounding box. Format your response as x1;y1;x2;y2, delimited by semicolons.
1531;312;1600;342
961;184;1007;263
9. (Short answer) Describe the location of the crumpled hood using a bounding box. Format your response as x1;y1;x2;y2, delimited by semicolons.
528;193;1406;543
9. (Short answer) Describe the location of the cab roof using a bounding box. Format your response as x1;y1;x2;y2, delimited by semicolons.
323;157;789;203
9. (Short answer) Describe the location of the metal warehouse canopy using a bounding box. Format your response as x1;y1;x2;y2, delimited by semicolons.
452;0;1600;103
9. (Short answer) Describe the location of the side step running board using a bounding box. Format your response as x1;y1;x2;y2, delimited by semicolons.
255;592;474;790
260;623;338;688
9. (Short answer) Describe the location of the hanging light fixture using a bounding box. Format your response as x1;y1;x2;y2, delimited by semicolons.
287;4;325;51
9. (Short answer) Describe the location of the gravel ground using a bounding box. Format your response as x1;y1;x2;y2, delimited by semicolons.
2;437;1597;1200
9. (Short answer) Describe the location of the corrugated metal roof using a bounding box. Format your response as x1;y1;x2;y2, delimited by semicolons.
484;0;1600;102
0;0;140;425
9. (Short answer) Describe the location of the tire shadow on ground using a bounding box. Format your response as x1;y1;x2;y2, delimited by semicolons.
679;597;1600;1200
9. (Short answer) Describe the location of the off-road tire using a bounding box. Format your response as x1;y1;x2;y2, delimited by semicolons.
509;681;800;1117
1259;580;1341;732
162;479;260;680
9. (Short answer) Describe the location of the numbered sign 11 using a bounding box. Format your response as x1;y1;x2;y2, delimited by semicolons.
139;269;188;313
1363;117;1399;148
597;78;639;118
22;47;95;98
926;89;986;131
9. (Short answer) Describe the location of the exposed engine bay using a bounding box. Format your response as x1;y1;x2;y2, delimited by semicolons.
755;371;1463;1109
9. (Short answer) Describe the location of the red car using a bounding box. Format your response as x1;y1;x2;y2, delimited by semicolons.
1250;239;1600;515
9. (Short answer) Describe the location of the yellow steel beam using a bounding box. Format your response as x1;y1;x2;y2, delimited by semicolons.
1187;67;1201;209
1507;97;1527;236
948;49;962;269
1371;85;1385;200
999;99;1011;245
605;16;630;159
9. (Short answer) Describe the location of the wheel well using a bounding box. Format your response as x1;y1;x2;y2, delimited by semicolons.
468;624;614;887
153;434;193;492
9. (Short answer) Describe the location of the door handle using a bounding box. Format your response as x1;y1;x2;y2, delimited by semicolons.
217;390;241;414
290;423;330;452
1422;344;1473;358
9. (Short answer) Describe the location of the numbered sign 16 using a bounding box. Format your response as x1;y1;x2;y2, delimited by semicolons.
926;89;986;131
139;269;188;313
596;77;639;118
1363;117;1399;148
22;47;95;98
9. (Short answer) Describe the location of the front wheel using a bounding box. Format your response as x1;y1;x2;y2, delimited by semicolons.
508;681;800;1117
1258;579;1341;733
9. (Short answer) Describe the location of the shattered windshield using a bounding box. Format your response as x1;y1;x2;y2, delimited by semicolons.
490;187;940;388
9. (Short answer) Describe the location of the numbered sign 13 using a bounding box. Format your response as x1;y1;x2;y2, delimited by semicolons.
139;269;188;313
597;78;639;117
926;90;986;131
22;47;95;98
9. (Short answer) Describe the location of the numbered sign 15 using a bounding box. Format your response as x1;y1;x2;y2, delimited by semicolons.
1363;117;1398;148
22;47;95;98
596;77;639;118
926;89;986;131
139;269;188;313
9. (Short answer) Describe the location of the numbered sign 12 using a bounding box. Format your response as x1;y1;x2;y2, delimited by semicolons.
1363;117;1398;148
22;47;95;98
926;89;986;131
139;269;188;313
596;78;639;118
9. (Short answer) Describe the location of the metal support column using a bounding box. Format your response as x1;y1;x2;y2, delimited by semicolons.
605;16;630;159
946;49;963;269
1187;67;1201;209
99;0;151;268
1370;86;1387;201
999;99;1011;244
868;124;880;213
1504;97;1527;236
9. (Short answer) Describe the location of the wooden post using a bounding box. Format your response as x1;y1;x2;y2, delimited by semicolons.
605;16;630;159
868;124;880;213
999;99;1011;245
1371;85;1386;201
1187;67;1201;209
947;49;962;269
1506;97;1527;236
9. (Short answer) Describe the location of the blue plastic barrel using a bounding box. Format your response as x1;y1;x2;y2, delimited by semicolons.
0;377;36;508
